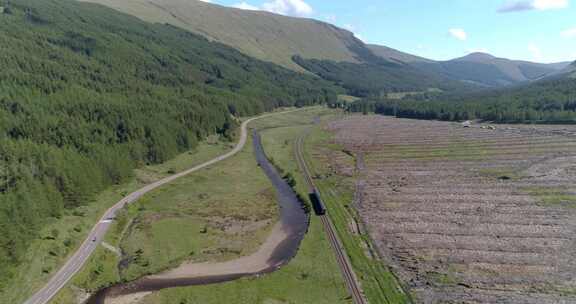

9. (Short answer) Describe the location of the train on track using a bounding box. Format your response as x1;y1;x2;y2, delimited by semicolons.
308;189;326;215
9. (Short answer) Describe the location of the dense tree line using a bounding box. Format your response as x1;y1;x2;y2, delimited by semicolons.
0;0;339;288
292;55;467;97
348;76;576;123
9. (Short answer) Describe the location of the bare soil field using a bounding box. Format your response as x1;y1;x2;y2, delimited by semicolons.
324;115;576;303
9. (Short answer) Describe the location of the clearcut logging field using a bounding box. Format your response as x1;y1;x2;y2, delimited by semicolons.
322;115;576;303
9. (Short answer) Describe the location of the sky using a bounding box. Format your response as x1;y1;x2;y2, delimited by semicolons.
201;0;576;63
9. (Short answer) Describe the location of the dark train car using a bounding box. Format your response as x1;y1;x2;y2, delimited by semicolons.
308;189;326;215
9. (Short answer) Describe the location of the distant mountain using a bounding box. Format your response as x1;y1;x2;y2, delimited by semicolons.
367;47;571;87
78;0;465;95
78;0;367;71
546;61;574;71
79;0;567;91
412;53;570;87
551;61;576;79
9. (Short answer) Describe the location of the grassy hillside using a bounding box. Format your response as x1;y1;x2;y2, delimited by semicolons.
79;0;569;90
76;0;474;96
78;0;365;71
367;44;433;64
552;61;576;78
0;0;338;292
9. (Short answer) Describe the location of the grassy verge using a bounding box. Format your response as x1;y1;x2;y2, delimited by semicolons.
118;134;277;282
304;125;411;304
140;215;347;304
132;107;350;304
3;138;232;304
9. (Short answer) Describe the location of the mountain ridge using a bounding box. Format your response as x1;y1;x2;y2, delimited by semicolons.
414;52;569;87
79;0;570;89
78;0;366;71
357;45;570;88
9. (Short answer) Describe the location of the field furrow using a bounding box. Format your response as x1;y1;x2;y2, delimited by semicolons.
324;115;576;303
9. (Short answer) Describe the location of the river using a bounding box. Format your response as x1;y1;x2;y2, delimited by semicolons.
86;130;309;303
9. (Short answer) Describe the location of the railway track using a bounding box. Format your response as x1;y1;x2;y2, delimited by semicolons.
294;128;368;304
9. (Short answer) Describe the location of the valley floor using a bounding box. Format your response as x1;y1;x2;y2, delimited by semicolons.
47;108;349;304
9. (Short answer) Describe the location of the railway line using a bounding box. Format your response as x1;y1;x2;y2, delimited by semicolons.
294;127;368;304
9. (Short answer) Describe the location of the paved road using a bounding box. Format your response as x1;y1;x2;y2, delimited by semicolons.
23;109;301;304
294;127;368;304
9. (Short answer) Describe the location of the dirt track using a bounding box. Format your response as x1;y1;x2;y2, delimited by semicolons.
325;115;576;304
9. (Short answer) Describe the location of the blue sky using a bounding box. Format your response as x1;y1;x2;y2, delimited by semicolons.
204;0;576;63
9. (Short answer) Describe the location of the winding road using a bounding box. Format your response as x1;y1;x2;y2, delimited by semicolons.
23;109;301;304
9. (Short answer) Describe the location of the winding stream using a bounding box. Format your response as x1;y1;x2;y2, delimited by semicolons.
86;130;309;303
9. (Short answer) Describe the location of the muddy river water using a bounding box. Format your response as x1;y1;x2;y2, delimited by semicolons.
86;130;309;303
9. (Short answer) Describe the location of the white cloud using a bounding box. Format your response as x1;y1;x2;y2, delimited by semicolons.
468;48;490;54
533;0;569;9
561;27;576;38
199;0;212;2
448;28;467;41
498;0;569;13
528;43;543;60
262;0;313;16
232;2;260;10
231;0;313;17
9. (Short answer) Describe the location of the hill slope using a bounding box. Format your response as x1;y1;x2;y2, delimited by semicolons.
78;0;365;71
350;64;576;123
77;0;471;95
552;61;576;78
367;44;433;64
0;0;337;294
77;0;571;90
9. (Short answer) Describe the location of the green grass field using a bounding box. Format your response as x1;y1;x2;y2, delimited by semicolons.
51;133;279;302
135;107;350;304
140;216;348;304
118;134;277;282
